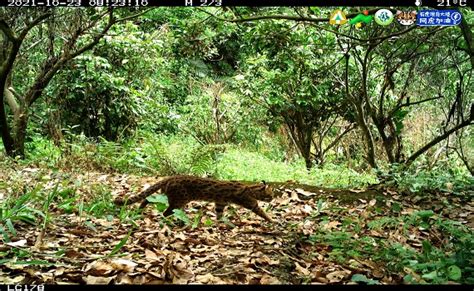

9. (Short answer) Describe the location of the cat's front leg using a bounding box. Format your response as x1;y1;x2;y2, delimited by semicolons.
215;202;227;220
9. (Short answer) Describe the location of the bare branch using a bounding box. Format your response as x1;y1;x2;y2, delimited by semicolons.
18;12;52;40
406;116;473;166
116;8;154;23
0;20;16;41
322;123;357;156
391;96;442;115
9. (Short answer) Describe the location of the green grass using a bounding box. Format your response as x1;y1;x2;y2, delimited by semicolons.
4;133;379;189
2;132;472;193
214;148;377;187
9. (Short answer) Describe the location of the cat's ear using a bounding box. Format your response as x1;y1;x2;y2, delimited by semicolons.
411;11;417;15
261;180;266;185
396;10;402;15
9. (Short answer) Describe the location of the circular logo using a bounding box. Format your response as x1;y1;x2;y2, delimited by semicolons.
374;9;394;26
451;12;462;22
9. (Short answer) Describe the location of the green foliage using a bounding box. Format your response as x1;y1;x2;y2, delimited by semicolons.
84;185;115;217
54;54;141;140
138;133;224;176
24;135;62;167
0;187;43;242
215;149;377;187
48;19;168;141
172;209;191;225
147;194;169;212
11;132;378;189
178;82;266;146
351;274;380;285
382;162;473;193
107;228;134;258
307;212;474;284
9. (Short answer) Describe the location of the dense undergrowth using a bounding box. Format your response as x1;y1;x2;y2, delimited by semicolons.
16;133;380;188
1;133;473;284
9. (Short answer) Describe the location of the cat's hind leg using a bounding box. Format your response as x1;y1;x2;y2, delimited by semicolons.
163;198;187;217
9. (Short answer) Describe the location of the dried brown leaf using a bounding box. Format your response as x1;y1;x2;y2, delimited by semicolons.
294;262;311;276
145;249;160;261
6;239;27;247
260;274;281;284
195;273;227;284
326;270;351;283
84;275;115;284
369;199;377;207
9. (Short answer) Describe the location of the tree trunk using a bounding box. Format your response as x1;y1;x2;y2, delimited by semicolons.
301;129;313;170
0;97;15;156
458;10;474;68
288;125;313;170
304;156;312;171
353;102;377;168
344;53;377;169
12;106;29;158
374;122;395;164
0;75;15;157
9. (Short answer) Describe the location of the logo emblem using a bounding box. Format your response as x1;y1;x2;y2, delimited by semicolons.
417;10;462;26
395;10;417;26
349;10;373;28
374;9;394;26
329;10;348;25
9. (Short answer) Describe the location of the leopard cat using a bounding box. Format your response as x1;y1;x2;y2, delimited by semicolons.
395;10;417;26
115;175;274;222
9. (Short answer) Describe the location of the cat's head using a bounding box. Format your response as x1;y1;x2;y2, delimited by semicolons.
249;181;274;202
396;10;417;26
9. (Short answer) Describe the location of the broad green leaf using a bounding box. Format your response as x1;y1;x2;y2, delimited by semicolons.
204;218;213;226
393;109;409;135
147;194;169;212
192;211;202;229
422;270;438;280
13;215;36;225
403;274;417;284
447;265;462;281
351;274;380;285
173;209;190;225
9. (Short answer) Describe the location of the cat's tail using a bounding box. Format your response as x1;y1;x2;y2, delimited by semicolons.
114;180;166;206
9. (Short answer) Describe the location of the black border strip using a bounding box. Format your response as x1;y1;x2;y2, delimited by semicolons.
1;0;473;7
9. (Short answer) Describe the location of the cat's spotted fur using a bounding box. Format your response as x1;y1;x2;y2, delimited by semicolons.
115;175;274;222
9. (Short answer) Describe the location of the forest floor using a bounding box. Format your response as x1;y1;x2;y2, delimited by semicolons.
0;165;473;284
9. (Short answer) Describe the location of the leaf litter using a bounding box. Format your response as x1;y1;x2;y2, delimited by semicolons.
0;167;472;284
